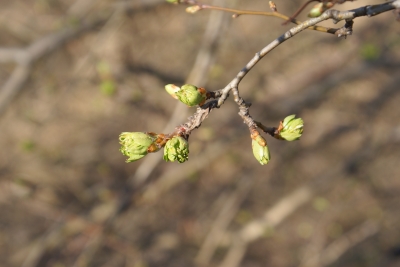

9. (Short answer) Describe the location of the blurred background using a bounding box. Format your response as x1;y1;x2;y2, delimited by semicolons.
0;0;400;266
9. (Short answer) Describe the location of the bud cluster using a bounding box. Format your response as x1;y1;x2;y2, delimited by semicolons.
120;80;304;166
248;115;304;165
119;132;189;163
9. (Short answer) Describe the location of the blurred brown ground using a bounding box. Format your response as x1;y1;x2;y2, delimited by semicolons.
0;0;399;267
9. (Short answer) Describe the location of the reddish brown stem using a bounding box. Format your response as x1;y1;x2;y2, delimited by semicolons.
282;0;320;25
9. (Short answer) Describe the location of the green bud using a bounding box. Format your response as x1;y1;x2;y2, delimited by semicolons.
166;0;179;4
308;2;333;17
279;114;304;141
163;136;189;163
252;135;270;165
119;132;156;162
175;84;206;107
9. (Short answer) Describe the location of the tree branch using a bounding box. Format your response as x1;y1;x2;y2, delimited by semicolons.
160;0;398;166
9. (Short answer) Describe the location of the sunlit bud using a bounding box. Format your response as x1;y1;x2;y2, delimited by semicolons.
163;136;189;163
279;114;304;141
308;2;334;17
119;132;157;163
252;135;270;165
166;0;179;4
165;84;180;99
186;5;201;14
175;84;206;107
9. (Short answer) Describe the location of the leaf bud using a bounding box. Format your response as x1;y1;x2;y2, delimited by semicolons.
252;135;271;165
279;114;304;141
308;2;334;17
119;132;157;163
175;84;206;107
163;136;189;163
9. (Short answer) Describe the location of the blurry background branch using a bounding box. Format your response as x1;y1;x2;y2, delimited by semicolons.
0;20;102;115
0;0;166;115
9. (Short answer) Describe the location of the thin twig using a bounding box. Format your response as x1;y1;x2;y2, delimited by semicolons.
0;1;167;116
282;0;319;25
281;0;359;24
170;0;397;142
190;2;334;34
217;1;398;107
